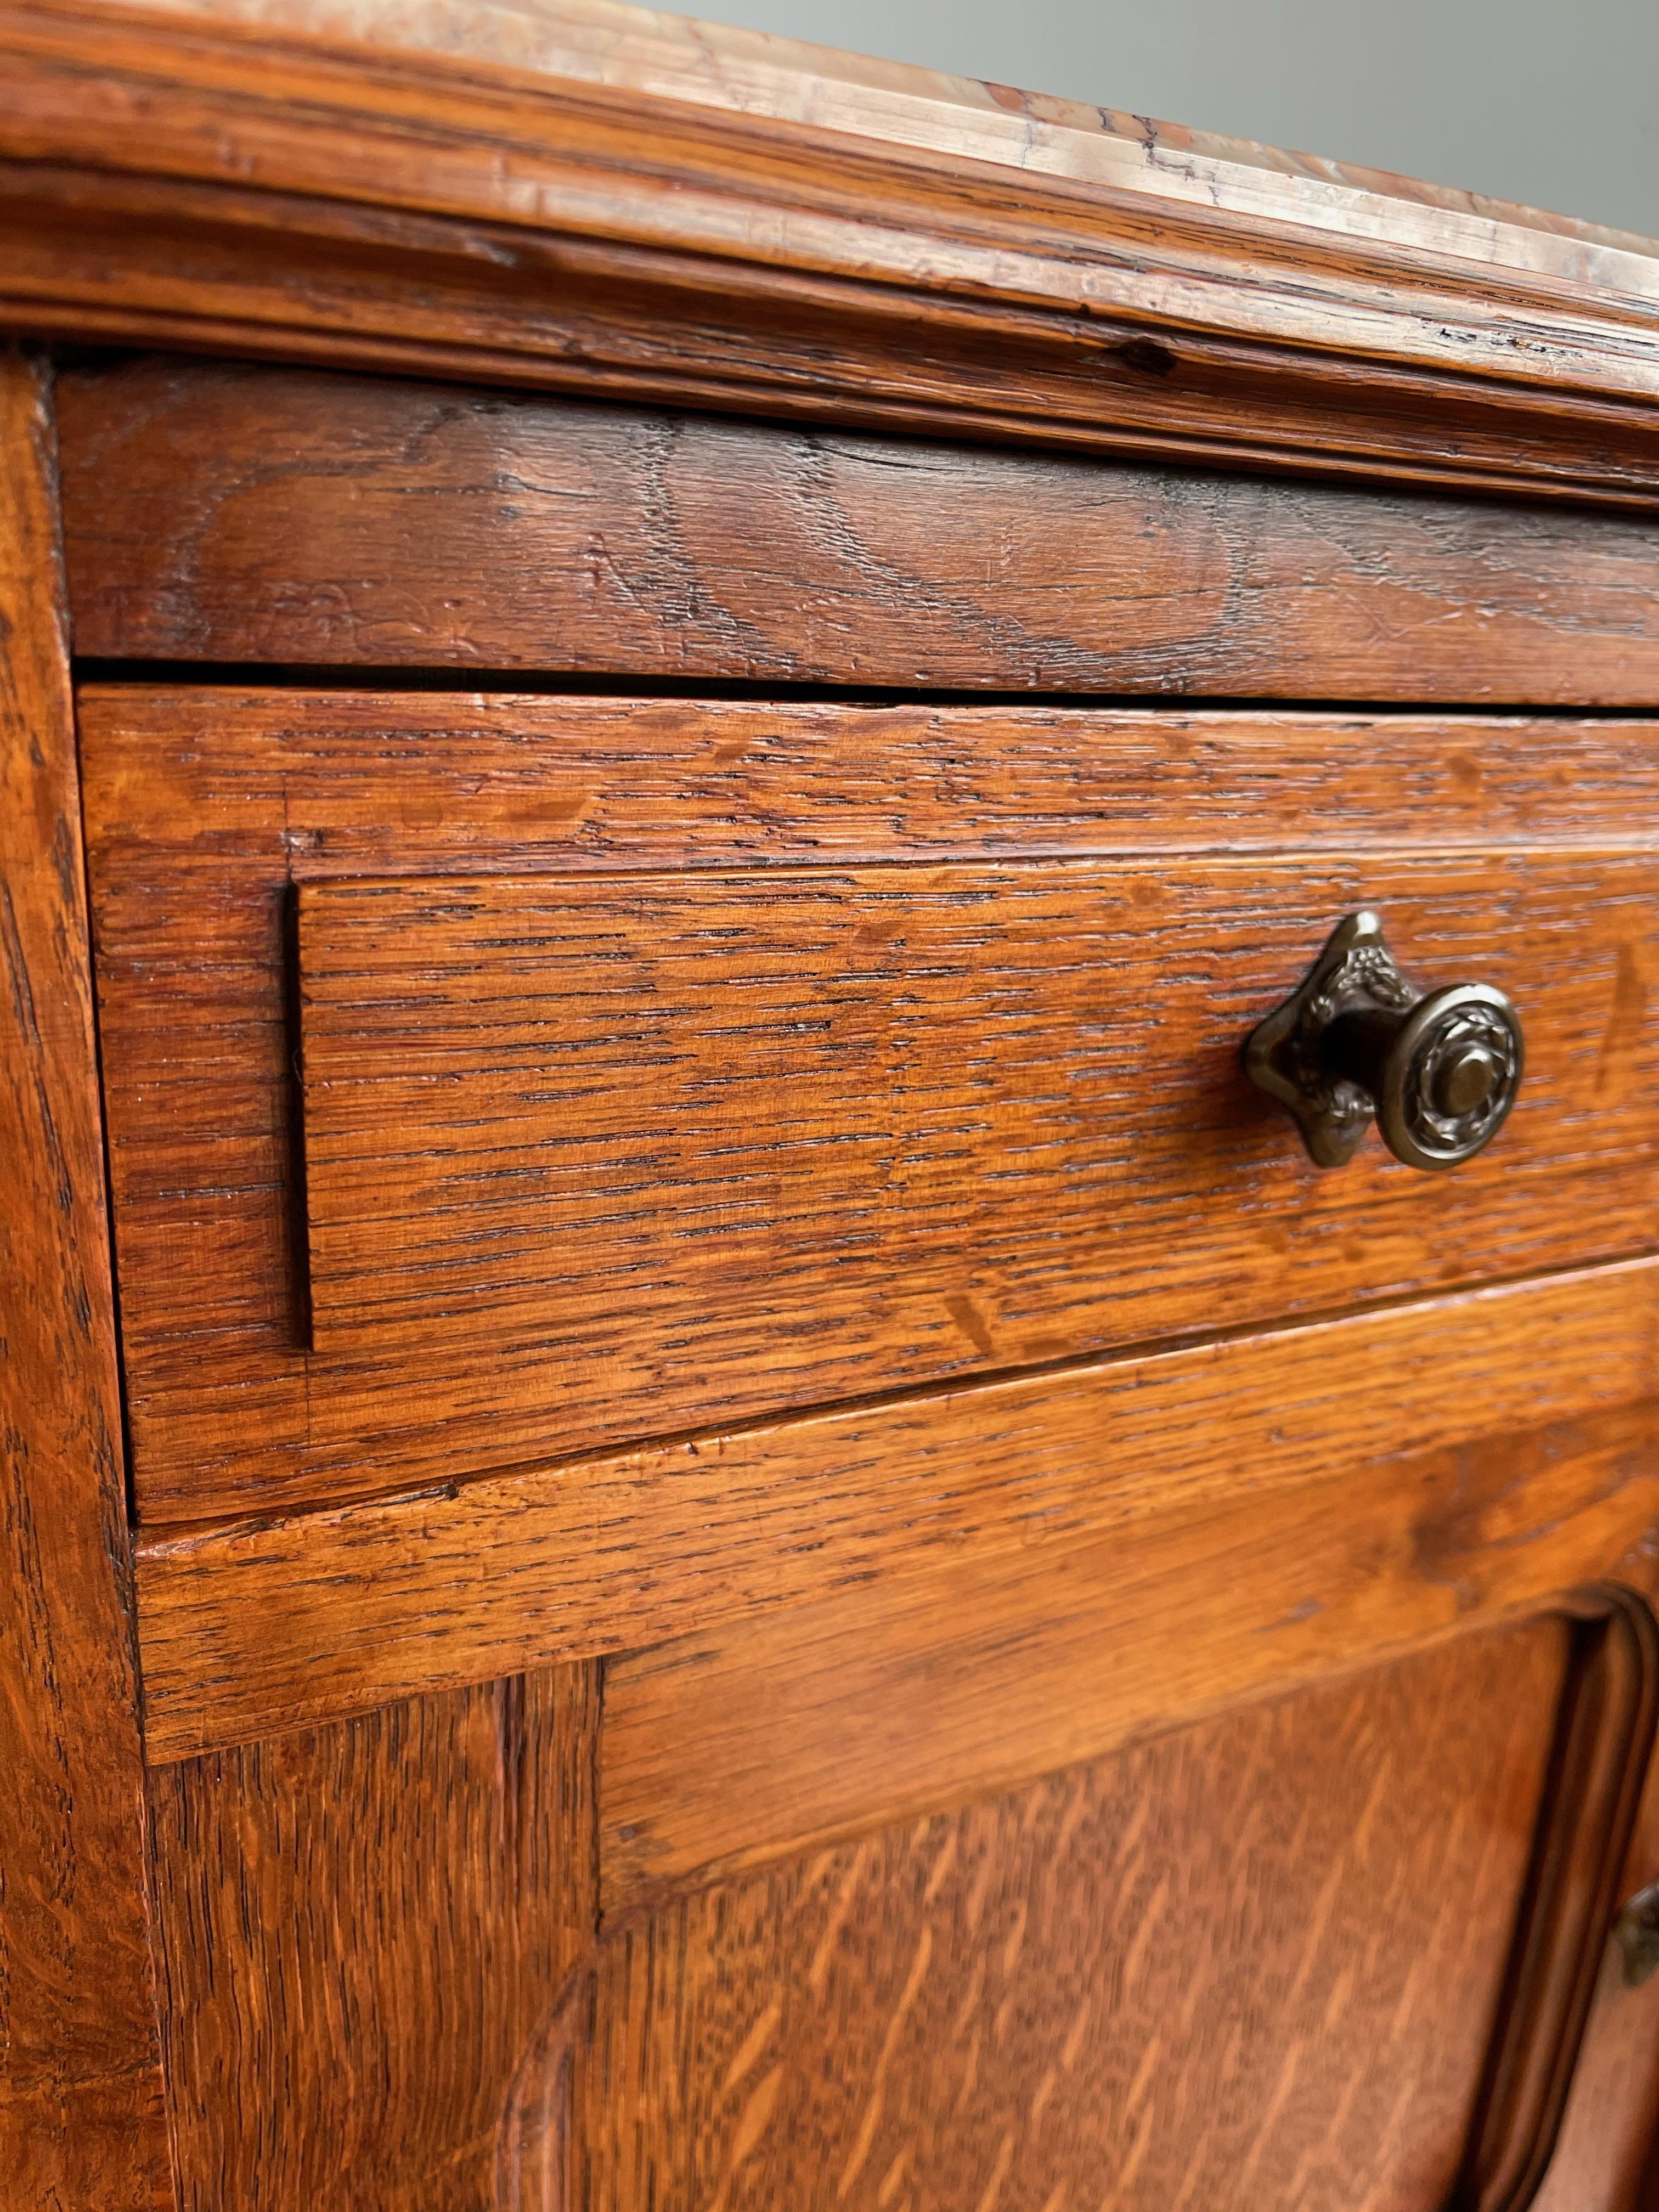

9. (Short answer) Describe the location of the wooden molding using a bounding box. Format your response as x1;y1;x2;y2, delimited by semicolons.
4;1;1659;503
101;0;1659;269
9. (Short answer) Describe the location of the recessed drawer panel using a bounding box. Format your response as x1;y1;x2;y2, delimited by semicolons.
82;689;1659;1525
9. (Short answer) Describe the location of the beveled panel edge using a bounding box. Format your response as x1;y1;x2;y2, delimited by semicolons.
134;1256;1659;1763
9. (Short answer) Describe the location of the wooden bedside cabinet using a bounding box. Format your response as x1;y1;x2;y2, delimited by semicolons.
5;7;1659;2208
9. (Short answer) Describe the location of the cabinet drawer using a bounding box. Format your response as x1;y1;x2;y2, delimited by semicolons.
83;689;1659;1526
292;851;1649;1433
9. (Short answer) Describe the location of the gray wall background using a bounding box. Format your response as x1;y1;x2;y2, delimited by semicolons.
704;0;1658;240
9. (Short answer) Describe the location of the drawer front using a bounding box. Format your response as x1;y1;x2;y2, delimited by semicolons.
83;689;1659;1525
295;854;1652;1452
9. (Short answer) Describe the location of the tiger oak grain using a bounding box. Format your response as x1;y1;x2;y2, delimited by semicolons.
586;1627;1566;2212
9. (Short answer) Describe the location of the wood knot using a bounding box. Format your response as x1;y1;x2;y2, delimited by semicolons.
1116;337;1177;378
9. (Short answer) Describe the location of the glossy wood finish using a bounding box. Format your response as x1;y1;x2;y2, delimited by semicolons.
82;688;1659;1527
292;854;1656;1487
0;349;172;2207
136;1260;1659;1760
146;1662;599;2212
588;1625;1570;2212
58;358;1659;697
14;10;1659;2200
6;6;1659;503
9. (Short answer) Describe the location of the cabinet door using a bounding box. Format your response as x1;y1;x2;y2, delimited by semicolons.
592;1617;1574;2212
146;1587;1659;2212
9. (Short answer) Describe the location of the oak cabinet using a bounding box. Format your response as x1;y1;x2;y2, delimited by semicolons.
5;8;1659;2209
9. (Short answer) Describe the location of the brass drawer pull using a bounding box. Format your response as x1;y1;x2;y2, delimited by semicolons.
1246;910;1524;1170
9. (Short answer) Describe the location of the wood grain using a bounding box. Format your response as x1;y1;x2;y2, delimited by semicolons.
597;1436;1659;1911
80;687;1659;1525
147;1661;598;2211
114;0;1659;265
584;1625;1567;2212
58;357;1659;695
6;6;1659;502
134;1259;1659;1761
0;350;173;2208
292;853;1659;1484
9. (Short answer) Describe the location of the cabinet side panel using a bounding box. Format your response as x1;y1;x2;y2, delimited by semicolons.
0;347;173;2208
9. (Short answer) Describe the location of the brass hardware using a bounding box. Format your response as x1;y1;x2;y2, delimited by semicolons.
1615;1880;1659;1988
1245;910;1524;1171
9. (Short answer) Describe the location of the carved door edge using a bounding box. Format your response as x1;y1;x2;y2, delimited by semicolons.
1452;1582;1659;2212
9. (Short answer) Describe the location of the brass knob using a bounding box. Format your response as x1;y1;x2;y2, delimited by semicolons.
1246;911;1524;1171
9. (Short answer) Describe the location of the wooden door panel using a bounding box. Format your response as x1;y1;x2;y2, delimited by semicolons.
586;1621;1578;2212
145;1613;1652;2212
